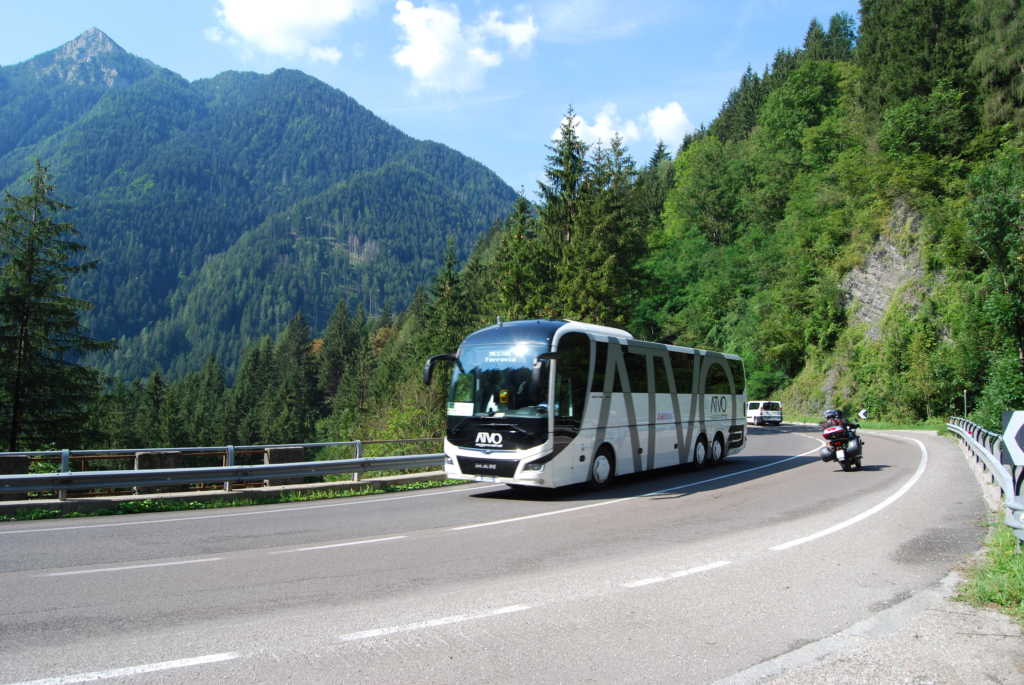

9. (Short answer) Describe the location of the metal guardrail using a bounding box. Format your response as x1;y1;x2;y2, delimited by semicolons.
947;416;1024;545
0;439;444;498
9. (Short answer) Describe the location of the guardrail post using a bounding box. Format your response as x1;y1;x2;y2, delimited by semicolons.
224;445;235;492
353;440;362;482
58;448;70;500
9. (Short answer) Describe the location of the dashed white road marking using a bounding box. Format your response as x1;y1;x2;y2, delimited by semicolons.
622;560;732;588
269;535;406;554
770;435;929;551
452;448;821;531
338;604;532;642
3;652;239;685
43;557;223;577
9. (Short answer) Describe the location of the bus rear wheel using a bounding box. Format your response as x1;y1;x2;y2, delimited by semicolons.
710;435;725;464
590;448;615;488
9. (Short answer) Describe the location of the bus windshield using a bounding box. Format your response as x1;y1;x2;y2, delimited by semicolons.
448;342;550;418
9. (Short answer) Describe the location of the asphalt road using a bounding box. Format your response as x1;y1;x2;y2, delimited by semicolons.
0;426;990;684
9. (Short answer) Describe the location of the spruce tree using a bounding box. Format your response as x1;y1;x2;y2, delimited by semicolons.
0;161;110;451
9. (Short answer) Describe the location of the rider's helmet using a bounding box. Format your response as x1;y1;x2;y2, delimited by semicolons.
823;409;840;420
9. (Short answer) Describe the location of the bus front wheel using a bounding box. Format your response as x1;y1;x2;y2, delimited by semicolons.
590;448;615;488
693;437;709;468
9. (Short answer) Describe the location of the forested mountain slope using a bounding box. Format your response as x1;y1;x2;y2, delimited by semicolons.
0;29;516;379
284;0;1022;448
19;1;1023;451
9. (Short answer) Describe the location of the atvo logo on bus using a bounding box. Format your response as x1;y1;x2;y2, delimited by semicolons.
475;432;504;448
710;396;728;414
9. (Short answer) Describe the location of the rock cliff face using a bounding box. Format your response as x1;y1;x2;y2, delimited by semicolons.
840;199;924;340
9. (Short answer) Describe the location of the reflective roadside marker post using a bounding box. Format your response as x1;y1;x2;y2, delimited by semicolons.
1003;412;1024;469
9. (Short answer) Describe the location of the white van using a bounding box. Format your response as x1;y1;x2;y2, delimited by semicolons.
747;401;783;426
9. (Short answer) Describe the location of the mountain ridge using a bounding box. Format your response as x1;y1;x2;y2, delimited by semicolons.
0;30;518;379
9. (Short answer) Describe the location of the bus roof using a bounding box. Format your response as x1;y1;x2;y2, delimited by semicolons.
461;319;740;361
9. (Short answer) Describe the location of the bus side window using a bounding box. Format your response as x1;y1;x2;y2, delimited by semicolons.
591;342;608;393
729;359;746;394
671;351;694;394
706;362;731;394
654;354;671;393
625;351;647;393
556;333;589;421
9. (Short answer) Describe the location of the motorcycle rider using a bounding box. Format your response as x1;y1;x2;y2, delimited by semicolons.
821;408;858;431
820;409;862;462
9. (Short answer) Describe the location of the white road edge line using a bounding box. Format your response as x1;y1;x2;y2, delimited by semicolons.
43;557;224;577
338;604;531;642
452;448;822;532
269;535;406;554
770;435;929;551
3;652;240;685
622;560;732;588
0;484;503;536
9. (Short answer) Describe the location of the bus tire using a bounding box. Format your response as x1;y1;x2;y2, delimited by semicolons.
710;434;726;464
693;436;709;468
590;447;615;488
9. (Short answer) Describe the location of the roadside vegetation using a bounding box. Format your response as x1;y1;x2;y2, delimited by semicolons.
0;478;463;522
957;522;1024;625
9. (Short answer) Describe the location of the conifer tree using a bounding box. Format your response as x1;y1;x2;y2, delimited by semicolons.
969;0;1024;129
857;0;972;117
134;371;167;446
263;314;318;442
496;196;546;319
318;299;356;403
0;161;110;451
802;19;828;60
539;107;590;248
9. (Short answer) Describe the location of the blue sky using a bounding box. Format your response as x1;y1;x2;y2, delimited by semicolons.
1;1;862;196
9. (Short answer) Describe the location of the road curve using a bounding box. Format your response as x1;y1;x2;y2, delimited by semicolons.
0;426;987;684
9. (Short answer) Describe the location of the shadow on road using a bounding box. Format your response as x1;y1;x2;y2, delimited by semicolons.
471;424;836;503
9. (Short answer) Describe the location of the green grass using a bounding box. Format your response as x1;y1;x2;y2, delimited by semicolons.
788;415;950;434
956;523;1024;625
0;479;465;521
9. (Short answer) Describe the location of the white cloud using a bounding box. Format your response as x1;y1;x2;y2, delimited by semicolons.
554;104;642;146
553;102;694;149
644;101;693;147
479;10;538;53
392;1;537;93
207;0;380;62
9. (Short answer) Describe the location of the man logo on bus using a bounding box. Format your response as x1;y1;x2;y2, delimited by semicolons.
475;432;503;447
710;396;728;414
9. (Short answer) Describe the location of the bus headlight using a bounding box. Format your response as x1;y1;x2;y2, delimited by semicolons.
523;454;555;471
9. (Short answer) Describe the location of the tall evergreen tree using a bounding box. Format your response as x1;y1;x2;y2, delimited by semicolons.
318;299;357;403
969;0;1024;129
857;0;973;117
263;314;319;443
0;161;110;451
539;107;590;248
823;12;857;61
802;19;828;60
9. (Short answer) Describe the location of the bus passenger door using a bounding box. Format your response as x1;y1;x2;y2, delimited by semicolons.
553;333;589;456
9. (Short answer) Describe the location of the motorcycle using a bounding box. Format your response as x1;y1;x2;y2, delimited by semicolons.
819;422;863;471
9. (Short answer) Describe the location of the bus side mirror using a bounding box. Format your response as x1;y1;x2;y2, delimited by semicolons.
424;353;458;385
532;352;560;387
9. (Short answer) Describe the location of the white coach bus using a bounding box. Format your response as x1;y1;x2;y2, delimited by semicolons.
423;319;746;489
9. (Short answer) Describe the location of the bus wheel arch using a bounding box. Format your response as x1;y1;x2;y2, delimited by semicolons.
590;445;615;488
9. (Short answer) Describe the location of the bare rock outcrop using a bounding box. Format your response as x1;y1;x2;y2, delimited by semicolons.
841;200;925;340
